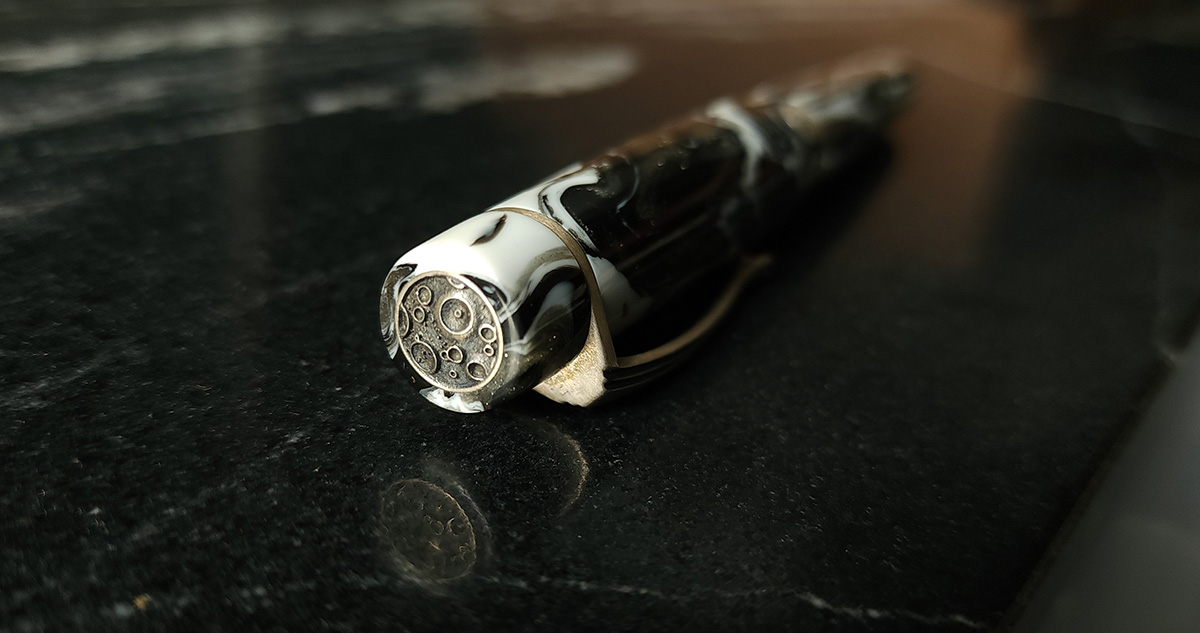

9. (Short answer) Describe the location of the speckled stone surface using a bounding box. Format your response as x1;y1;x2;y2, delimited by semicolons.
3;2;1200;631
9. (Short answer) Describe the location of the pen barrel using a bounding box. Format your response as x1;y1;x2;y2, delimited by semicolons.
382;53;912;412
492;55;913;334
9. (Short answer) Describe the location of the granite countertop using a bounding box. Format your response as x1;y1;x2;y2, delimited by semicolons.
3;1;1200;631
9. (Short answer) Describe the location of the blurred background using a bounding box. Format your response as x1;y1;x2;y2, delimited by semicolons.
2;1;1199;631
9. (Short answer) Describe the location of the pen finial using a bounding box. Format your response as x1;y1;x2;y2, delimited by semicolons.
395;273;503;392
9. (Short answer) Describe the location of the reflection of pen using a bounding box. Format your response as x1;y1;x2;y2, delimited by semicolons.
381;51;914;413
378;417;589;581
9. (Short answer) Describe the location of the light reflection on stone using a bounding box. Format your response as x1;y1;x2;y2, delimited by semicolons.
544;425;589;516
379;479;478;581
378;417;591;583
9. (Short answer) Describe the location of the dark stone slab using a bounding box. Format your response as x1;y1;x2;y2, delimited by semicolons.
2;2;1199;631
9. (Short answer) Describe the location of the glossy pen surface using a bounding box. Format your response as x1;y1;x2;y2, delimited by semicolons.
381;52;913;412
490;53;913;333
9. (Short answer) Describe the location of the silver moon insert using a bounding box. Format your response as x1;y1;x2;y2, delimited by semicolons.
397;273;503;392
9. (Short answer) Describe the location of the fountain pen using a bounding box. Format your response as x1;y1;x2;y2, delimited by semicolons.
380;52;914;413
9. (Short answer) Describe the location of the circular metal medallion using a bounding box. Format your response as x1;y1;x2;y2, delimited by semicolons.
397;273;503;392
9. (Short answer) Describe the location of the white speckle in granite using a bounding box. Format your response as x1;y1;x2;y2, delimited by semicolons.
285;431;307;445
232;251;379;313
0;346;139;411
416;47;637;113
480;575;987;629
0;13;285;72
0;78;168;137
0;49;633;164
792;591;986;628
0;1;482;72
304;86;398;117
0;190;83;219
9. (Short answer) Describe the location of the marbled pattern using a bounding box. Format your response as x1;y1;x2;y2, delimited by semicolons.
490;59;912;335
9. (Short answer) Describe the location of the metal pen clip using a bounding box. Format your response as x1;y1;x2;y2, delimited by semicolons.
526;209;772;408
381;51;914;413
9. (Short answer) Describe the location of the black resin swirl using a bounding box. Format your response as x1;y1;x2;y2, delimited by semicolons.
504;61;914;333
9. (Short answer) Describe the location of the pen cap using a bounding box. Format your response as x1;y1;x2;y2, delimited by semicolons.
380;211;592;413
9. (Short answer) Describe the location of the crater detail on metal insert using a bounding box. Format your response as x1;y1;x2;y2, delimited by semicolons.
398;273;503;392
438;297;473;335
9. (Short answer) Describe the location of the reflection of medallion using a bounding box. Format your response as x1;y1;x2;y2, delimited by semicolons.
397;273;502;392
379;479;477;581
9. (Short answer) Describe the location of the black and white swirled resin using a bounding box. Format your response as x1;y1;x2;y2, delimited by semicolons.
490;60;913;334
382;56;912;412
